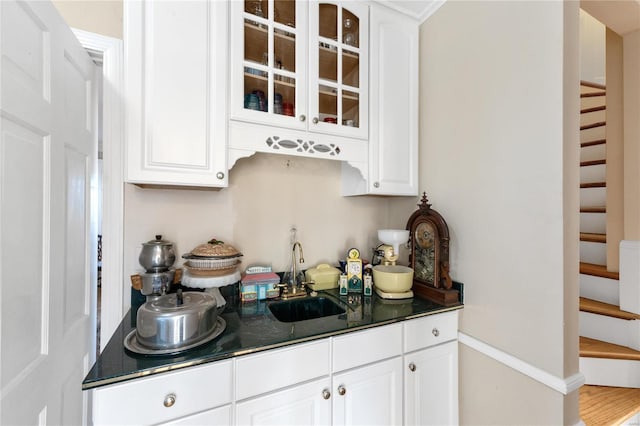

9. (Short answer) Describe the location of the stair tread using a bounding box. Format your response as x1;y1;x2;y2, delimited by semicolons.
580;206;606;213
581;139;606;148
580;159;606;167
580;297;640;320
580;182;606;189
580;385;640;426
581;81;607;90
581;105;606;114
581;121;606;131
580;262;619;280
581;232;607;243
580;336;640;361
581;91;607;98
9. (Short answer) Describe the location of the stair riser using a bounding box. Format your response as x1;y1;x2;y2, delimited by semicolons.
580;273;620;305
622;412;640;426
580;143;606;162
580;357;640;388
580;187;606;208
580;93;606;107
580;109;606;126
580;163;606;184
580;212;606;234
581;241;607;265
579;312;640;351
581;126;606;143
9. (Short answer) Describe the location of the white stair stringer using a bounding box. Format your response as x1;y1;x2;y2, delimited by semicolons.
579;311;640;351
580;241;607;265
580;274;620;305
580;356;640;388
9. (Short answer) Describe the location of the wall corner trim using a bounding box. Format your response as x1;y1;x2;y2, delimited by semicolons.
458;332;585;395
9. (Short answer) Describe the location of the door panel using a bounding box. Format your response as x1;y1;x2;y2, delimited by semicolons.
1;0;97;424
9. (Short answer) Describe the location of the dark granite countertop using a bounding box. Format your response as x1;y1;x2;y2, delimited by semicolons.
83;285;462;390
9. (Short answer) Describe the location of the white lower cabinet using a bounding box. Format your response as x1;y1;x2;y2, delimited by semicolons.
235;378;332;426
332;356;403;426
92;311;459;425
91;360;233;426
404;341;459;426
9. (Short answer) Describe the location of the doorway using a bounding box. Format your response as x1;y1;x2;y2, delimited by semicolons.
72;28;125;354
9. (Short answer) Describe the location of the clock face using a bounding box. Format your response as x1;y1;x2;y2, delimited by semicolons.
413;221;437;285
348;248;360;259
348;261;362;275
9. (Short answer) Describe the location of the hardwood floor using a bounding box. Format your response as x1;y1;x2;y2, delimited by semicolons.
580;385;640;425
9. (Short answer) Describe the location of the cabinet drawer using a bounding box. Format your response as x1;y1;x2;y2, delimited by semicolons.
235;339;330;400
92;360;233;426
332;323;402;372
404;311;458;353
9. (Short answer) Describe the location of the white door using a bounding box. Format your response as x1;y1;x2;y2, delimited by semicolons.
1;1;98;424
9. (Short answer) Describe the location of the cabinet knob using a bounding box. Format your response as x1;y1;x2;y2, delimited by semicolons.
432;327;440;337
373;182;380;188
216;172;225;180
322;389;331;400
338;385;346;396
299;115;306;122
163;393;176;408
409;362;416;372
312;117;319;124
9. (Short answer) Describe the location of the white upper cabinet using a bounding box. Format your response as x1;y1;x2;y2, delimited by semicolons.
124;0;228;188
228;0;369;170
342;3;419;196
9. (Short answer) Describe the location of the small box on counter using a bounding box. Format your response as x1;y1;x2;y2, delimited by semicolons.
240;271;280;302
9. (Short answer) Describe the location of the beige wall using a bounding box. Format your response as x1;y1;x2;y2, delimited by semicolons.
624;29;640;240
124;154;401;297
580;9;606;84
408;1;580;423
52;0;123;39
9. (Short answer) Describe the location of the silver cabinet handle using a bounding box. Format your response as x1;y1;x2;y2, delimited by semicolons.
312;117;319;124
409;363;416;372
163;393;176;408
338;385;346;396
373;182;380;188
432;328;440;337
299;115;306;122
216;172;224;180
322;389;331;400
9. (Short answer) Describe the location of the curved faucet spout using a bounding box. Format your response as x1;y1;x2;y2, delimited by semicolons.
291;241;304;287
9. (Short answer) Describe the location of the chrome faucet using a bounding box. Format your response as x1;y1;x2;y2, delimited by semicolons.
277;241;307;299
291;241;305;288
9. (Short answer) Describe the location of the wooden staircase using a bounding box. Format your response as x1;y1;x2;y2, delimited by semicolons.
578;81;640;425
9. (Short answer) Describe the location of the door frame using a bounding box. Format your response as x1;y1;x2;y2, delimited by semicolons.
72;28;125;351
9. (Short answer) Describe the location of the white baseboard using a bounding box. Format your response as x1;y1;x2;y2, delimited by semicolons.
458;332;585;395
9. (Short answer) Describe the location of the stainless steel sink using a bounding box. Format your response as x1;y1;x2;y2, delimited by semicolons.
268;296;345;322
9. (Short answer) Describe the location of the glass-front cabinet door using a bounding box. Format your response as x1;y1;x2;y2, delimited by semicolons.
309;1;368;140
231;0;307;129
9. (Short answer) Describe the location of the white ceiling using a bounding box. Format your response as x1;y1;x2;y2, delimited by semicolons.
581;0;640;35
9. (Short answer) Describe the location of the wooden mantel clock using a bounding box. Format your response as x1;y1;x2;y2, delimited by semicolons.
406;193;459;306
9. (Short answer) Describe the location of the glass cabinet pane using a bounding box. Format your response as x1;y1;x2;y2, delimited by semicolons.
319;4;337;40
342;90;359;128
274;0;295;27
315;4;361;128
342;50;359;88
242;0;298;117
245;0;268;19
342;9;359;48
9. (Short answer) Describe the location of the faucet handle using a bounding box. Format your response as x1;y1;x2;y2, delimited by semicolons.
275;283;289;296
